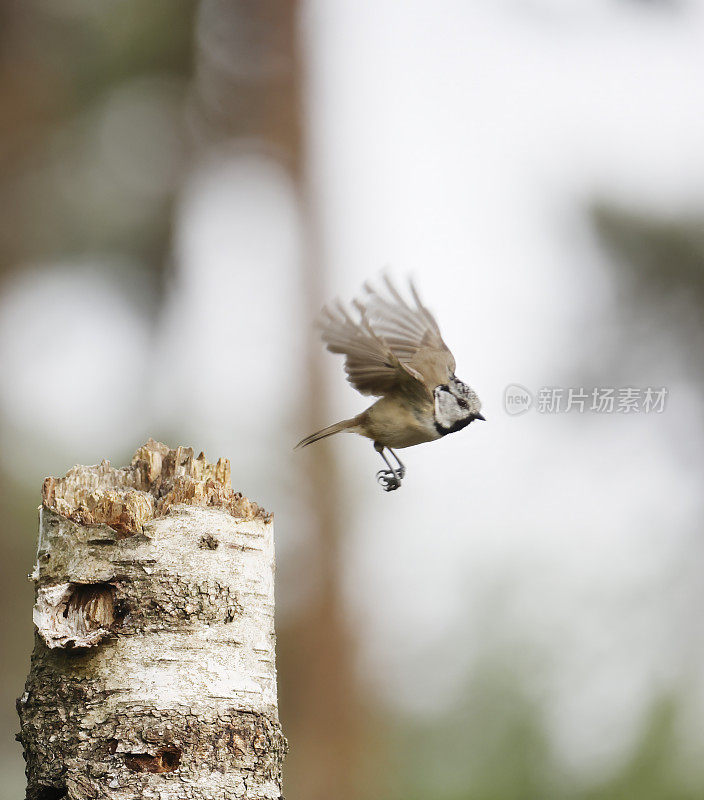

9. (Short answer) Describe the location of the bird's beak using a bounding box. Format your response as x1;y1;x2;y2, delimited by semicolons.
474;412;486;422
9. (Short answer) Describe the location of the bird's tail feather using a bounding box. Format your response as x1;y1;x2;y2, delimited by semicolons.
295;418;357;449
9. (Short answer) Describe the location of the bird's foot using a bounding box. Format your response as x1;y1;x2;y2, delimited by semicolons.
376;469;402;492
387;449;405;479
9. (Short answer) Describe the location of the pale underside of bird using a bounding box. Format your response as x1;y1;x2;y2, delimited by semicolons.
296;276;484;491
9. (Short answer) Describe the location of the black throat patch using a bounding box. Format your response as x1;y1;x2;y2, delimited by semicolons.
435;416;473;437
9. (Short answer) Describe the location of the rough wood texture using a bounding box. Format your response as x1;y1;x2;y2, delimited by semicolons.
17;440;285;800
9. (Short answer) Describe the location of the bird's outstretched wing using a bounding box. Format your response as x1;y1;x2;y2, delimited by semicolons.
319;276;456;397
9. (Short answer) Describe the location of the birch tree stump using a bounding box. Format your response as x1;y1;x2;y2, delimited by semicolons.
16;439;286;800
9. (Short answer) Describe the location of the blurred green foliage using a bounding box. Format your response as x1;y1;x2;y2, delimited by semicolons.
592;204;704;304
392;671;702;800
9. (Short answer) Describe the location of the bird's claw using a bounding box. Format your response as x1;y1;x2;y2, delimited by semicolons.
376;469;401;492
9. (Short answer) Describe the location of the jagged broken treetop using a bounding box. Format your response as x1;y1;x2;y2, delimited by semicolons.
41;438;270;536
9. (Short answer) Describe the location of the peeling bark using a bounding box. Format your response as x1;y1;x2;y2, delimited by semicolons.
17;440;285;800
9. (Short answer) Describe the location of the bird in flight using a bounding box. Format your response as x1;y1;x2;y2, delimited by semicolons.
296;276;484;491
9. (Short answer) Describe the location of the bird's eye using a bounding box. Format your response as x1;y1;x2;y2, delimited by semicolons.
458;398;468;410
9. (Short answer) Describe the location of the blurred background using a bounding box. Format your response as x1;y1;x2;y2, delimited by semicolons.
2;1;704;798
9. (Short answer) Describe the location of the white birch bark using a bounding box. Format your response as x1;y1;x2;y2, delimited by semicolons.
17;439;285;800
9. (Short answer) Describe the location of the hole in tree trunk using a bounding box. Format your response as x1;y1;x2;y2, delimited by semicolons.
34;582;118;649
124;746;182;773
64;583;115;634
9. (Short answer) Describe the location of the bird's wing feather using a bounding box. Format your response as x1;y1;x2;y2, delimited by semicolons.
319;300;425;397
319;277;456;397
364;276;456;382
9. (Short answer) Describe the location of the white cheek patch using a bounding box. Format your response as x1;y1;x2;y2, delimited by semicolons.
434;389;461;428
